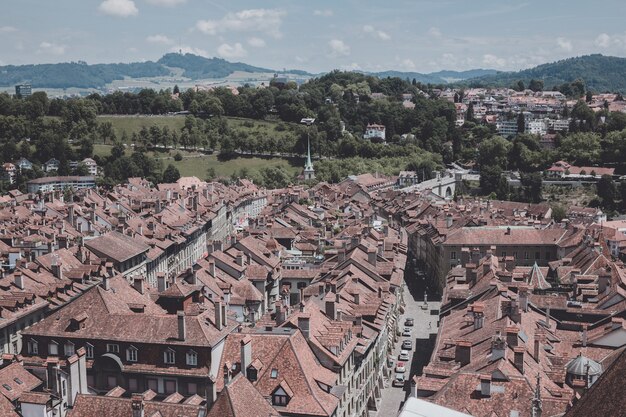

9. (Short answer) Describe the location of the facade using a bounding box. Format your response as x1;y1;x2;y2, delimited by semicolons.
15;84;32;98
27;176;96;193
363;124;386;142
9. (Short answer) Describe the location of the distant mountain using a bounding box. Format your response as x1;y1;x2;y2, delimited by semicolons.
156;53;274;79
429;69;498;82
465;55;626;93
368;69;497;85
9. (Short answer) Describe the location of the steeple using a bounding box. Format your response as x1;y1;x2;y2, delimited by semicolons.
303;134;315;180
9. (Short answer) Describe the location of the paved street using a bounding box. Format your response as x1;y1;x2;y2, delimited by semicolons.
372;270;441;417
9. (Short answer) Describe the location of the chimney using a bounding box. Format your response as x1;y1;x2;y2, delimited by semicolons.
378;286;383;298
582;324;588;347
240;335;251;378
337;248;346;262
325;294;337;320
189;268;197;285
461;247;470;266
299;288;305;307
318;285;324;296
367;246;377;266
519;285;529;312
102;276;110;291
471;303;484;330
353;292;360;304
221;302;227;327
67;354;81;406
215;300;224;330
205;377;217;406
133;277;144;294
505;226;511;235
446;213;453;228
131;394;145;417
506;326;519;348
76;347;88;395
491;332;506;360
534;333;542;363
235;251;244;267
14;271;24;290
178;311;186;341
137;224;143;236
480;374;492;397
298;315;310;340
275;302;285;325
157;273;166;292
68;205;75;226
513;346;525;374
455;340;472;366
51;261;63;280
544;307;551;327
209;261;216;277
377;241;384;256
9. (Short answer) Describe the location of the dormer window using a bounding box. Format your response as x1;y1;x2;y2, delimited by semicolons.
186;350;197;366
85;343;94;359
271;385;291;406
270;369;278;378
106;344;119;353
247;367;258;382
48;340;59;356
164;348;176;364
65;341;75;356
27;339;38;355
126;345;138;362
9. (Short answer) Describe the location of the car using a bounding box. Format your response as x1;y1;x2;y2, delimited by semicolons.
402;327;412;337
395;361;406;373
393;373;405;387
405;318;414;327
398;350;410;361
402;340;413;350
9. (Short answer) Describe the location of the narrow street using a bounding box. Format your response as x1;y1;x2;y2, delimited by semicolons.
372;266;441;417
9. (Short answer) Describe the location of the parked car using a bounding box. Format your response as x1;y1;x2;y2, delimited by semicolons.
402;327;412;337
395;361;406;373
387;356;395;368
405;318;414;327
398;350;410;361
402;340;413;350
393;373;405;387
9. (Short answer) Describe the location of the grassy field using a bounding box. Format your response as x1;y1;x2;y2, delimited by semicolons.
92;144;302;179
97;115;186;138
97;115;300;143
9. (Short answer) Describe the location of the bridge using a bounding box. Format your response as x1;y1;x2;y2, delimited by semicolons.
400;171;462;199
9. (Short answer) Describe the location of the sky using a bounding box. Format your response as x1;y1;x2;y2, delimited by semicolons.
1;0;626;74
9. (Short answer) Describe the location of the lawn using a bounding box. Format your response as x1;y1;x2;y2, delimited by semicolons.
226;116;299;140
92;144;303;179
97;115;185;138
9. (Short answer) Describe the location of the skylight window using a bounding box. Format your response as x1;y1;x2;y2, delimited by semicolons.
271;369;278;378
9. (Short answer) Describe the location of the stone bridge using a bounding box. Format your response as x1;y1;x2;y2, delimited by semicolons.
400;171;462;199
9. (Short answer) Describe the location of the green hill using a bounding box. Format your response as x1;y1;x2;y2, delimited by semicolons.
466;54;626;93
156;53;274;79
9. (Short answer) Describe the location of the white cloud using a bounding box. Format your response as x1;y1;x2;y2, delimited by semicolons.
247;37;266;48
295;56;308;63
38;41;66;55
98;0;138;17
428;27;442;38
556;37;573;51
197;9;286;39
146;34;174;45
328;39;350;57
0;26;17;33
217;42;247;59
314;9;333;17
401;59;416;71
145;0;185;6
341;62;361;71
482;54;506;67
363;25;390;41
172;45;209;57
595;33;611;48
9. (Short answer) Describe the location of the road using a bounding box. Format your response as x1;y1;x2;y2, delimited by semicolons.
371;270;441;417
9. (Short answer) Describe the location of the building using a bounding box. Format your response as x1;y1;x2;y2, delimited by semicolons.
303;134;315;181
44;158;60;172
546;161;615;179
2;163;17;184
15;84;32;98
496;119;518;137
26;176;96;193
363;124;386;142
15;158;33;171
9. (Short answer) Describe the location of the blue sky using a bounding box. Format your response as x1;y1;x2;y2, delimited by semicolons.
1;0;625;73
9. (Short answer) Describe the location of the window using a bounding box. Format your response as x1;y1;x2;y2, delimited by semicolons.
501;251;506;258
188;382;197;395
270;369;278;378
87;375;95;387
513;251;518;259
27;339;38;354
126;346;138;362
450;251;457;261
128;378;138;392
147;379;158;392
65;341;75;356
62;380;67;397
186;350;197;366
13;378;23;385
164;379;176;394
85;343;94;359
524;252;529;260
107;376;117;389
106;344;119;353
164;348;176;364
2;384;11;392
48;340;59;356
272;387;289;406
535;252;540;260
248;367;258;381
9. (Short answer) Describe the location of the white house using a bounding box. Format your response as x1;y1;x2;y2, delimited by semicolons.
364;123;386;142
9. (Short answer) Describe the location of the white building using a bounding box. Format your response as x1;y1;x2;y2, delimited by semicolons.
364;124;386;142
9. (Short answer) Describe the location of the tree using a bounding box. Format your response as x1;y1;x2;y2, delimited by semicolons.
162;164;180;183
110;141;125;160
480;165;505;196
551;204;567;222
520;172;542;203
529;79;544;92
620;180;626;210
173;85;180;95
597;175;617;209
558;132;601;165
517;113;526;134
465;103;475;122
478;136;511;171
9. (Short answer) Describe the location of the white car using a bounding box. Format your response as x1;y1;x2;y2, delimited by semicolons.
402;327;412;337
393;373;405;387
398;350;410;361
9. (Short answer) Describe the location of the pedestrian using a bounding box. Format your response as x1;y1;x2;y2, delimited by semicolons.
428;322;431;329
